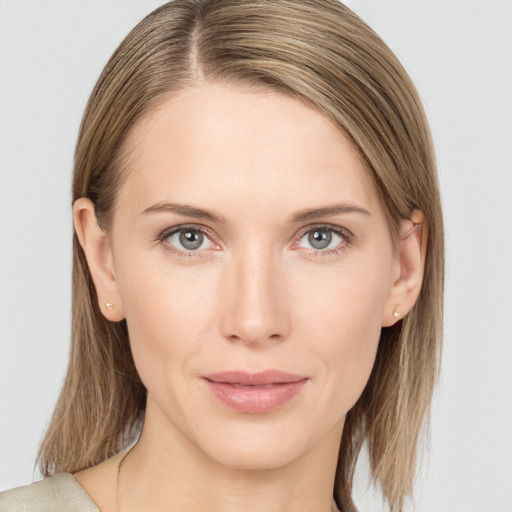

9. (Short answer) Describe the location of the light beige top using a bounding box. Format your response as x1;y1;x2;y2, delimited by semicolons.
0;473;99;512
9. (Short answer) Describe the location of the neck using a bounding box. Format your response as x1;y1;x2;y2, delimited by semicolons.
118;402;343;512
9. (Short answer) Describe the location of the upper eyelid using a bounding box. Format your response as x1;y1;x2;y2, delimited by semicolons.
158;224;216;241
295;223;353;241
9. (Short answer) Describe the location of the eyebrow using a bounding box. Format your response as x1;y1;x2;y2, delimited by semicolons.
141;202;227;223
141;201;370;224
289;204;370;222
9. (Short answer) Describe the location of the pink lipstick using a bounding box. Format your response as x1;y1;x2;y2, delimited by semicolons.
203;370;308;414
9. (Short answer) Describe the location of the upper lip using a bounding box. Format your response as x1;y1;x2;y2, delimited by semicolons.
204;370;308;386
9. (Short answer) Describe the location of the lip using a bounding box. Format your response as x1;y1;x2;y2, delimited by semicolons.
203;370;309;414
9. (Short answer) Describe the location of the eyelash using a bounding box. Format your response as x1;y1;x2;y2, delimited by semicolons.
156;223;354;259
292;223;353;257
157;224;217;258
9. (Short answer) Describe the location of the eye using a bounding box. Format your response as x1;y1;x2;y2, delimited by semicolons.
159;226;217;254
295;225;350;254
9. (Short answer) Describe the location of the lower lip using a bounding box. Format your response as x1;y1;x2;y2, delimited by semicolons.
204;379;308;414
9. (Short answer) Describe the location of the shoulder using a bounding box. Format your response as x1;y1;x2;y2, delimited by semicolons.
0;473;99;512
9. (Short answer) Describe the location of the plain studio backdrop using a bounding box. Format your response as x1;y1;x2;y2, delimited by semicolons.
0;1;511;511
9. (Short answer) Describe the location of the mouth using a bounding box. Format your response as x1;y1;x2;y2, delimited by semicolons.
204;370;308;386
202;370;309;414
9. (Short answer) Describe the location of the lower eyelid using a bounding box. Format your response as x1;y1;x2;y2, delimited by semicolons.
163;244;207;257
307;244;348;256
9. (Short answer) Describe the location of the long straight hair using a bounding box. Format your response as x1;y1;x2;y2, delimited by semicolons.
39;2;444;510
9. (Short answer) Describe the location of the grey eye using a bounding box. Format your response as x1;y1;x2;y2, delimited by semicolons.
298;227;343;251
179;230;204;250
308;229;332;249
166;228;214;252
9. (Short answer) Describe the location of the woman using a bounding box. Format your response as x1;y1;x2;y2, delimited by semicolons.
0;0;443;511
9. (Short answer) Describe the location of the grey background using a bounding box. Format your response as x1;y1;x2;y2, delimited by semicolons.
1;1;511;510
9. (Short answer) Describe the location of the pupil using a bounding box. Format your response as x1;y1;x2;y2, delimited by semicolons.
309;229;331;250
179;230;203;250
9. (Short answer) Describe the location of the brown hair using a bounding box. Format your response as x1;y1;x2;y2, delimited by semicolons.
38;1;444;511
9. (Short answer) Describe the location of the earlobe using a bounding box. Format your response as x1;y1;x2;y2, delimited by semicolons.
381;210;427;327
72;198;125;321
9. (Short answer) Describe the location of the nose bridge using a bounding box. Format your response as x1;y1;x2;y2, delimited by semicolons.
220;244;290;345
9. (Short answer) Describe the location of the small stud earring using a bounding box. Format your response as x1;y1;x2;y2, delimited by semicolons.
393;310;400;318
402;223;419;240
106;302;113;310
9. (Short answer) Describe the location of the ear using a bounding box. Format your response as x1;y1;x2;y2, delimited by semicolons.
381;210;427;327
72;198;125;321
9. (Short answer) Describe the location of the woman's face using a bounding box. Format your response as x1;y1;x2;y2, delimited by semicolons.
107;83;402;470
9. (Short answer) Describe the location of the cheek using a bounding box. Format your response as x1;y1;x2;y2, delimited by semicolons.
114;257;220;390
292;258;391;408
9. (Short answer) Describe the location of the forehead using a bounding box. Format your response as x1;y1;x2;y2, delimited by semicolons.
116;82;382;220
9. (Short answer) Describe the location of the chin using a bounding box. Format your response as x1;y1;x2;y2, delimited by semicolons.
204;439;305;472
188;414;332;473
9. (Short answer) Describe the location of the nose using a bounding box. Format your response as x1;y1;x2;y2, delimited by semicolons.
219;249;291;346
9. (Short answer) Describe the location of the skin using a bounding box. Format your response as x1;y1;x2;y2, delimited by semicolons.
73;82;425;512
